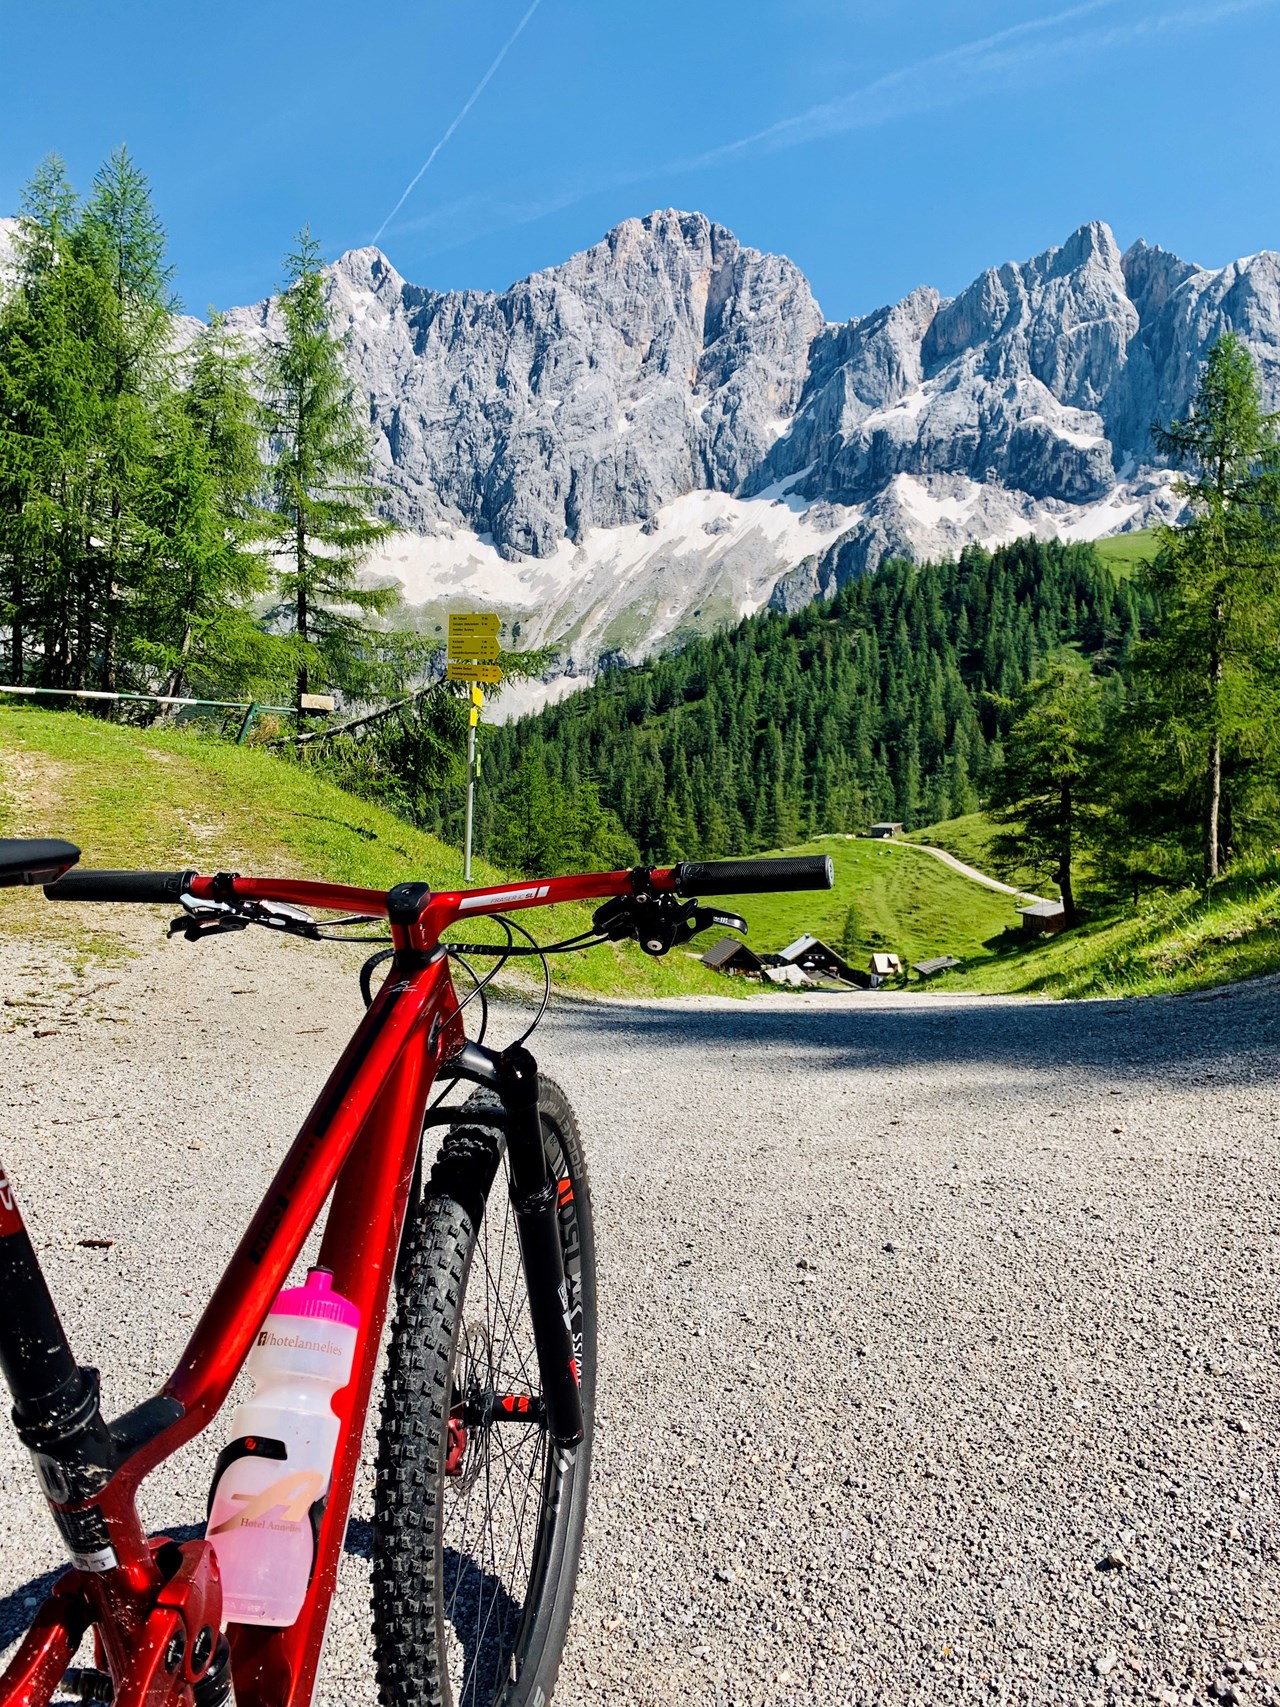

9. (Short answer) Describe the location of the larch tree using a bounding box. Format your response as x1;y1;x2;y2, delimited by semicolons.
260;229;393;708
987;663;1104;921
1146;333;1280;881
134;316;278;701
0;158;107;687
77;146;175;689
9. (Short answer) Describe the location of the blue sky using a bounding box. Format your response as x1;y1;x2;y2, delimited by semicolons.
2;1;1277;322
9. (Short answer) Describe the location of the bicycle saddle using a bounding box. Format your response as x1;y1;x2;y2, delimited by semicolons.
0;837;81;887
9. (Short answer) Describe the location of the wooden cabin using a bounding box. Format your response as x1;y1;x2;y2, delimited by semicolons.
701;937;765;977
776;934;859;983
1017;900;1068;936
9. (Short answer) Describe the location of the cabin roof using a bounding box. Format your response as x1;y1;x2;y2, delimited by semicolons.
701;936;763;970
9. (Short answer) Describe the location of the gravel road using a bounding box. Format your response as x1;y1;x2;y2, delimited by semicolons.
1;926;1277;1707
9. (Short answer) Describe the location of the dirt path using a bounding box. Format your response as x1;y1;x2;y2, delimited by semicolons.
1;928;1276;1705
887;835;1048;903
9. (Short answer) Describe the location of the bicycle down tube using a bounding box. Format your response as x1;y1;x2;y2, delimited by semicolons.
0;947;451;1707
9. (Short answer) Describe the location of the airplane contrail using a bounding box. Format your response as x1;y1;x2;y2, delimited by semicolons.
371;0;544;245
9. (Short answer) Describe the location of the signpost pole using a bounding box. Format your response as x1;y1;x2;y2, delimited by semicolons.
446;614;501;882
464;717;476;881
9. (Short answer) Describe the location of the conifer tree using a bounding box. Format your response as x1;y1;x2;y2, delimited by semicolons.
77;147;175;689
261;229;394;707
1144;334;1280;880
988;663;1102;919
133;317;277;700
0;157;108;687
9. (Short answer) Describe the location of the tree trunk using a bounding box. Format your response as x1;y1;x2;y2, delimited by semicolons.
101;489;122;696
1058;780;1076;922
295;515;308;705
74;557;91;691
101;602;118;695
1205;598;1224;882
1205;728;1222;882
11;571;23;684
159;621;195;720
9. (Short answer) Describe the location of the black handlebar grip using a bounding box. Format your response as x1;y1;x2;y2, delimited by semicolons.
44;868;196;903
671;855;835;896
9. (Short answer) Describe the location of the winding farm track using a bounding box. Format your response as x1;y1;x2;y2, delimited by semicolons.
878;834;1048;904
1;925;1277;1705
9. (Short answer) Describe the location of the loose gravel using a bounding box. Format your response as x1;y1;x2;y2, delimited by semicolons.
1;925;1278;1707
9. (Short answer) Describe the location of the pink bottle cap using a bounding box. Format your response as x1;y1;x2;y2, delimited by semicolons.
270;1268;361;1329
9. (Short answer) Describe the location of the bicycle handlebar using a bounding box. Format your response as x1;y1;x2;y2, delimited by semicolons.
43;853;836;912
45;868;195;903
670;855;834;896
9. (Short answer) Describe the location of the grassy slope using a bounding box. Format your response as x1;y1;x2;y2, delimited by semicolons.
714;834;1018;966
7;706;1272;1003
0;706;725;1000
942;857;1280;998
1093;529;1158;576
904;808;1280;997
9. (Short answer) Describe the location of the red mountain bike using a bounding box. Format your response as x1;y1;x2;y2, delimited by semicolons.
0;838;831;1707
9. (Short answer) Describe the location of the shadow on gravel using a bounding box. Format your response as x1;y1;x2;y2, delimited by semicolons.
0;1521;378;1650
551;977;1280;1087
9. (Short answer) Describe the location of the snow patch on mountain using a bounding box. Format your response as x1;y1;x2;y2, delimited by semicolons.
369;480;858;713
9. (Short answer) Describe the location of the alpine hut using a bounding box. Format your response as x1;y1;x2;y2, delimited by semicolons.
701;937;765;978
776;934;859;983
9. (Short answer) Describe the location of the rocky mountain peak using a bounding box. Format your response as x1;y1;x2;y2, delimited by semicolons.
1121;238;1201;318
248;207;825;559
273;211;1277;679
12;201;1269;693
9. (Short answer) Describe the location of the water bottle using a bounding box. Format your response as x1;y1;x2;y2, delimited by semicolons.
206;1268;360;1627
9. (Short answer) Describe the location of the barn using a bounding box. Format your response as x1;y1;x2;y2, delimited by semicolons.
776;934;859;983
701;937;766;977
1017;900;1068;936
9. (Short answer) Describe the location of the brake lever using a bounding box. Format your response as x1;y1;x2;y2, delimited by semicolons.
591;893;748;957
688;907;748;938
168;911;248;942
168;894;321;943
248;900;321;937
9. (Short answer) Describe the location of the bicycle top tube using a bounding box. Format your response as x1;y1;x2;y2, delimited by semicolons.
191;866;647;930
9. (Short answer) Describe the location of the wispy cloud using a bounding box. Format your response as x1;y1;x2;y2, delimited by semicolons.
669;0;1274;173
383;0;1275;257
370;0;544;245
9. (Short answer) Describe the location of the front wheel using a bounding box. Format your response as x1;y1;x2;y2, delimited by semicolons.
372;1077;596;1707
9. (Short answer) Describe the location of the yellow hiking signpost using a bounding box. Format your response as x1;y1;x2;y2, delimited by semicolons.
446;613;503;879
445;661;502;683
447;612;500;659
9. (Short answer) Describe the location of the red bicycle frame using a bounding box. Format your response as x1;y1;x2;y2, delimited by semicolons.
0;863;658;1707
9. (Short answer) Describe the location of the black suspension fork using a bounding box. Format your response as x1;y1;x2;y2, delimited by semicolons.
441;1042;584;1449
495;1047;585;1449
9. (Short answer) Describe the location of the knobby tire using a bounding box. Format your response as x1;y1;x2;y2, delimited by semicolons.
372;1078;597;1707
